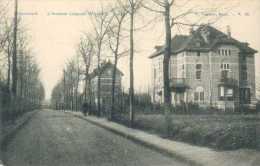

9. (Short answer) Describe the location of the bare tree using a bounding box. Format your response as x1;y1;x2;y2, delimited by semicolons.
12;0;18;97
0;0;44;122
106;6;127;120
0;21;14;90
77;35;94;106
142;0;230;134
117;0;143;127
90;5;114;116
62;58;83;111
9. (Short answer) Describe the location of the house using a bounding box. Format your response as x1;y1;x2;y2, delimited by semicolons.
150;25;258;111
90;61;123;108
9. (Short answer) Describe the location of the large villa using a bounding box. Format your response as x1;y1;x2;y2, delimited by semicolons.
150;25;258;111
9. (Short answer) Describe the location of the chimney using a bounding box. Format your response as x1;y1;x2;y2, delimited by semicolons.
201;28;210;44
227;25;231;38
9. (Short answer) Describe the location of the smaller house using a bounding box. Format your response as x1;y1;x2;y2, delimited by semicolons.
90;61;123;109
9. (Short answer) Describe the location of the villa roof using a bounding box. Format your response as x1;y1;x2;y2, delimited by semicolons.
90;61;124;78
149;25;257;58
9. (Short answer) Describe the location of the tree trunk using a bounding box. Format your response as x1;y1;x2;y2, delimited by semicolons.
163;2;173;136
7;44;11;91
12;0;18;96
129;7;135;127
63;70;66;111
111;56;118;120
87;78;92;108
75;67;80;111
97;43;102;117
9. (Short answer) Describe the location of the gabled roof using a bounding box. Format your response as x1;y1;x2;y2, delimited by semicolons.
149;25;258;58
90;61;124;78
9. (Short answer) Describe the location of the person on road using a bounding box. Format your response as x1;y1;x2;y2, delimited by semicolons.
82;102;88;116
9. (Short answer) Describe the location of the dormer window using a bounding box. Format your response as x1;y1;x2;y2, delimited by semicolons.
218;49;231;56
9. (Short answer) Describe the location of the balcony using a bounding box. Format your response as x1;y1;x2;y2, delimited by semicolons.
219;77;238;88
170;78;189;93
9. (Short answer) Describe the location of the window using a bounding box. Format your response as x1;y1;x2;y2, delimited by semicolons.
220;86;225;97
221;70;228;80
226;89;233;97
221;63;230;70
219;86;234;101
221;63;231;80
194;87;204;102
218;49;231;56
241;65;247;81
228;50;231;56
196;64;202;80
197;51;200;57
225;50;228;56
196;71;201;80
196;64;202;69
222;50;225;55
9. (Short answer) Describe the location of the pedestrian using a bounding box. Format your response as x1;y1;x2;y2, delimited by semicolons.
82;102;88;116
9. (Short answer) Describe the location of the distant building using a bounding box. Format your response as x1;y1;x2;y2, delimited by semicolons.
90;61;123;108
150;25;258;110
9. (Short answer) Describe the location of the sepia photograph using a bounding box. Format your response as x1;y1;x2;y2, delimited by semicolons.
0;0;259;165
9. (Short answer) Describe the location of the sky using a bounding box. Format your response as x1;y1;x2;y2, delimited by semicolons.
3;0;260;99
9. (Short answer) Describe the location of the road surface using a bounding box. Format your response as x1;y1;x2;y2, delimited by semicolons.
3;110;190;166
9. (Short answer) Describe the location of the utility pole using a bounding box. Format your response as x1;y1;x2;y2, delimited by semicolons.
129;1;135;128
12;0;18;96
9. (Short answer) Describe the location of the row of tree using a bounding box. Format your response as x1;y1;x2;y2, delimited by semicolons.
51;57;83;112
0;0;45;122
51;0;230;128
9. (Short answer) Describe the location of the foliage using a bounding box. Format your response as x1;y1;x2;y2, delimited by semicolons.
133;113;260;150
0;4;44;123
51;57;82;111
